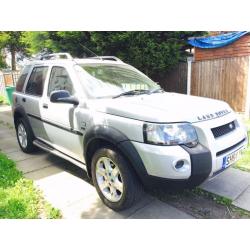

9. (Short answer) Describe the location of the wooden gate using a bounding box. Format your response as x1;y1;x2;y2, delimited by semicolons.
191;56;249;113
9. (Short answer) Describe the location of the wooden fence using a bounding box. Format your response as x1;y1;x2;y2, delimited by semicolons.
0;70;20;96
191;56;249;113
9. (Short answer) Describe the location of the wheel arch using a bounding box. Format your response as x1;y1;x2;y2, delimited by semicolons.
83;125;147;183
13;106;27;126
13;105;35;138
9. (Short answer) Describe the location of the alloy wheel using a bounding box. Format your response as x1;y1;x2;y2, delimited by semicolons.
17;123;27;149
95;157;124;202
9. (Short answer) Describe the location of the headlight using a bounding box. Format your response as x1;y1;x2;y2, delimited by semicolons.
143;123;198;147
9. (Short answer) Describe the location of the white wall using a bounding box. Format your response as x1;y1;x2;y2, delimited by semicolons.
0;72;6;96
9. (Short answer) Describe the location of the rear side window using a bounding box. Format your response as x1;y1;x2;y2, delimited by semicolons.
16;66;31;92
48;66;74;96
25;66;48;96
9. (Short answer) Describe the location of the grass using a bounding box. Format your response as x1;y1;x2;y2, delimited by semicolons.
0;95;8;105
234;119;250;172
0;152;61;219
150;186;250;218
192;187;250;218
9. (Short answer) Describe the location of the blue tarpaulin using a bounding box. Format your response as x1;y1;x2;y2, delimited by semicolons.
188;31;249;49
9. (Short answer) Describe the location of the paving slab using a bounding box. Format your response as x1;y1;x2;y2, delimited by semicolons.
232;186;250;211
25;165;64;180
31;168;95;209
0;137;20;152
0;129;15;138
0;111;14;126
6;150;45;162
200;168;250;200
128;199;194;219
1;147;20;154
0;132;15;140
18;153;63;174
64;193;155;219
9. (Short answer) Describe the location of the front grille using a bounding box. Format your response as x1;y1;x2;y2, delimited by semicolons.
211;120;236;138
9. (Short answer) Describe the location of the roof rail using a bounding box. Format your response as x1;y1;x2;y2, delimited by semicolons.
90;56;123;62
40;53;73;60
37;53;123;62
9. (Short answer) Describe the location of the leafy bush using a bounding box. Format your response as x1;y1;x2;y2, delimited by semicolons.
0;95;8;105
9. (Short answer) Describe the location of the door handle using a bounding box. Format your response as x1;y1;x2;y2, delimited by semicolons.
22;97;26;102
43;103;48;109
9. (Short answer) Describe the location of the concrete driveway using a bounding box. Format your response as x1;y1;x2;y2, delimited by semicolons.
0;106;193;219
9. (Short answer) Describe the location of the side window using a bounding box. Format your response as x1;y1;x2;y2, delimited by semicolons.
25;66;48;96
16;66;31;92
48;67;74;96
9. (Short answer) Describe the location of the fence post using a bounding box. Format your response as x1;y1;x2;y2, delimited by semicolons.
187;57;193;95
245;56;250;119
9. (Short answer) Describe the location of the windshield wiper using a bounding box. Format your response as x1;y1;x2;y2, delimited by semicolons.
112;87;164;99
112;89;148;99
147;87;164;94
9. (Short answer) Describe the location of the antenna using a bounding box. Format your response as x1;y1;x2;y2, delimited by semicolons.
79;44;99;58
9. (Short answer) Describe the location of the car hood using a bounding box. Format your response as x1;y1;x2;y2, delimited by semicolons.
86;92;232;123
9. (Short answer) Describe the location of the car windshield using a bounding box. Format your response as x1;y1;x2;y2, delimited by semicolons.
75;63;159;98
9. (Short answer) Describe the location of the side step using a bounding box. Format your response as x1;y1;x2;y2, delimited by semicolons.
33;139;87;171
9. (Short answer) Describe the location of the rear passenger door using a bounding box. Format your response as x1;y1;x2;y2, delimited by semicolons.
22;66;50;140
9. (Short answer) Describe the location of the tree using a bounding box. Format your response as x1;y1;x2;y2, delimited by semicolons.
0;51;6;69
0;32;27;70
23;31;94;57
24;31;206;79
90;32;206;79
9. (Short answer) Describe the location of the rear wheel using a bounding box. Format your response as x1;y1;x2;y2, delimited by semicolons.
15;118;37;153
91;147;142;211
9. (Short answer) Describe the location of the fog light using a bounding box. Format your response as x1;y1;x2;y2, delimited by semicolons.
172;159;190;172
175;160;184;169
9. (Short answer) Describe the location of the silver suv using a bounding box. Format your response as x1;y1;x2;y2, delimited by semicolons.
12;53;248;210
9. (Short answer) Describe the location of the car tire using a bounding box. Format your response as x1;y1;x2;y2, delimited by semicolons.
91;147;142;211
15;117;37;153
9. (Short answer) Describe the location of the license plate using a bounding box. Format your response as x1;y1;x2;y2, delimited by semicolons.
222;149;242;169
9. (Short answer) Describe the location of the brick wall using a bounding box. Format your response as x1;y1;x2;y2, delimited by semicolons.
194;34;250;61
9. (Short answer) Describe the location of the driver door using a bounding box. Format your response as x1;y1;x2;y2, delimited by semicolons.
40;66;84;161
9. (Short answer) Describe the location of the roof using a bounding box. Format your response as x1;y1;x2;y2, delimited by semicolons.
188;31;249;49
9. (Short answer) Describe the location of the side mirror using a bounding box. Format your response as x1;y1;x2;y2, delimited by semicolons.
50;90;79;105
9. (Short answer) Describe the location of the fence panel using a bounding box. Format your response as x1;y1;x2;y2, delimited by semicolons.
191;56;249;112
0;70;21;96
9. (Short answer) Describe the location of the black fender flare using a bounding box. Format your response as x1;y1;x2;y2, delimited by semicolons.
83;125;148;182
13;105;35;138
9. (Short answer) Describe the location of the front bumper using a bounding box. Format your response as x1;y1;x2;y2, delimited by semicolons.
131;135;247;189
131;141;212;189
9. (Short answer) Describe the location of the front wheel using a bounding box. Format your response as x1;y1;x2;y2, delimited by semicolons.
91;147;142;211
